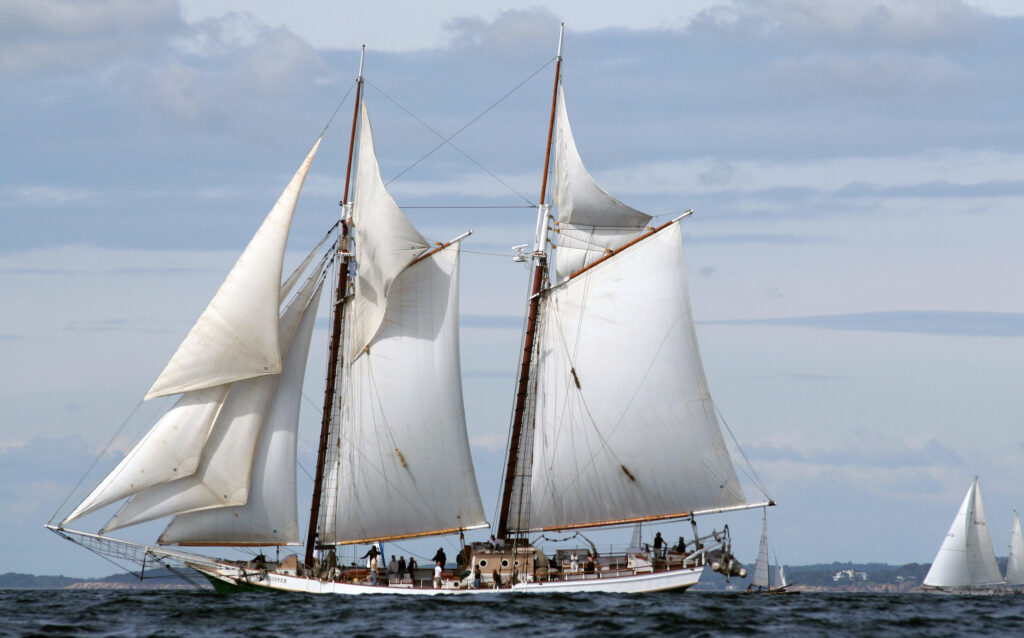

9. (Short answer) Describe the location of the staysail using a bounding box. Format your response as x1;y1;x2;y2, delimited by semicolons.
159;277;324;545
102;264;326;532
317;102;486;545
923;478;1003;588
553;86;650;282
1006;514;1024;586
146;137;323;399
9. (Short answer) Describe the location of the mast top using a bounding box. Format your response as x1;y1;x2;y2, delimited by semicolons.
557;23;564;58
358;45;366;79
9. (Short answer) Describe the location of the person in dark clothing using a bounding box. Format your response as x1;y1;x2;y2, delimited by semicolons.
361;545;380;562
397;556;407;578
432;547;447;568
407;557;417;582
653;532;664;558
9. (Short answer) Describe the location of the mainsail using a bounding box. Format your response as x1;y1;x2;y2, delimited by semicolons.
504;83;746;534
317;101;487;545
1006;514;1024;586
752;513;771;589
923;478;1004;588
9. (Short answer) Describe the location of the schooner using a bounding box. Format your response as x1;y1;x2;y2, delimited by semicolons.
48;28;771;594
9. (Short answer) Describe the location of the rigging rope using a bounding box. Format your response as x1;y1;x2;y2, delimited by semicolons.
714;403;772;500
365;56;555;205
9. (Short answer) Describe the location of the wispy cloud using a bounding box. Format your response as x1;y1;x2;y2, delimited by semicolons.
746;437;965;469
705;311;1024;337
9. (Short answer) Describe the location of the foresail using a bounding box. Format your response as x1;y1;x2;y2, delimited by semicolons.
1007;515;1024;585
319;244;487;544
62;385;230;524
553;86;650;281
103;266;325;532
349;101;430;361
525;222;745;532
923;483;973;587
160;282;323;546
145;137;322;400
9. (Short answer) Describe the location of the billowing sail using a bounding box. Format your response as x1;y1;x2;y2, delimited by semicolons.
1007;515;1024;586
160;282;323;546
752;513;770;588
63;385;230;524
146;138;322;400
524;222;745;532
349;101;430;361
553;86;650;281
319;243;488;544
103;266;325;532
923;478;1004;588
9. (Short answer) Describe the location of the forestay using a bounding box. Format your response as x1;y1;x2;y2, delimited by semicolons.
553;86;650;281
146;138;323;399
319;244;488;544
526;222;745;531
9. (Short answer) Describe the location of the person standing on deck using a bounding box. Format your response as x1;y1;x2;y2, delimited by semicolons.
432;547;447;568
433;562;443;589
397;556;407;579
654;532;664;558
473;564;482;589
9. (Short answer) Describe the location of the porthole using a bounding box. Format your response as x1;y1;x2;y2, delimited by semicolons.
513;560;519;566
501;559;510;568
478;559;488;568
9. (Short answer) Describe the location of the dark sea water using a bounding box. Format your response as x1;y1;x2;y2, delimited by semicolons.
1;590;1022;637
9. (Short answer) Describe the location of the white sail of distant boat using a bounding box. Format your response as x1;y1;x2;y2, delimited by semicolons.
50;29;771;596
1005;513;1024;586
752;513;771;589
923;477;1004;589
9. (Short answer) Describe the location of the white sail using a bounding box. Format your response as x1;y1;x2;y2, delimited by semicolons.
924;478;1004;588
280;235;328;302
319;243;488;544
349;101;430;361
103;266;325;532
525;222;745;531
752;513;770;588
1007;515;1024;586
553;86;650;281
145;137;322;400
160;282;324;546
63;384;230;524
777;564;787;588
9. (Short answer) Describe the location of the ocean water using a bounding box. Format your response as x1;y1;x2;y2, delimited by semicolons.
1;590;1022;637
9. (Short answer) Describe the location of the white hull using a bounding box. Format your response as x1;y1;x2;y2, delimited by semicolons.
193;563;703;595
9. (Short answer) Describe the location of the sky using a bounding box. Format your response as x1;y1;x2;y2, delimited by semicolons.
2;0;1024;579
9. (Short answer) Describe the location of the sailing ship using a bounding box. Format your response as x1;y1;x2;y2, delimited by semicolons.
48;28;771;594
747;508;796;594
1005;513;1024;587
922;477;1005;591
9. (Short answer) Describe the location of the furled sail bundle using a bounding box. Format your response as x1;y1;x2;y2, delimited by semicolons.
318;101;487;544
553;86;651;282
923;478;1003;588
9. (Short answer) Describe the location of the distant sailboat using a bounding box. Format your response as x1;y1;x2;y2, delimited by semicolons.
747;508;797;594
1005;513;1024;587
923;477;1004;591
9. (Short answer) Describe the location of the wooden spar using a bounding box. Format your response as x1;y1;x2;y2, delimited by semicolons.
304;46;364;569
532;501;776;533
497;25;563;541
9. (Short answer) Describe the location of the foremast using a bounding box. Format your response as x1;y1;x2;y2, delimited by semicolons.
305;46;365;568
497;24;563;541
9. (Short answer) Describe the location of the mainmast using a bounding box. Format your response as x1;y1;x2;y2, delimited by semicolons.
305;46;365;568
497;25;563;540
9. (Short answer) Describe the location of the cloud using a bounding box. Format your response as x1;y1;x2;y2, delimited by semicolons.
746;437;965;469
707;311;1024;338
444;8;560;53
0;0;181;74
